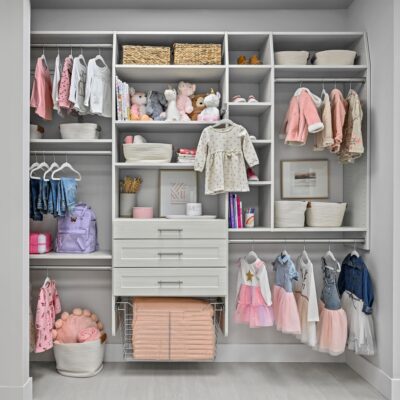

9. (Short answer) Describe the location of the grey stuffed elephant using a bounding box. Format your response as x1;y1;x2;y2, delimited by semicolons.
146;91;168;121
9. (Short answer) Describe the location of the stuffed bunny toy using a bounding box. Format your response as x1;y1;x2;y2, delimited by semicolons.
198;90;221;122
129;87;152;121
176;81;196;121
164;87;181;121
146;91;168;121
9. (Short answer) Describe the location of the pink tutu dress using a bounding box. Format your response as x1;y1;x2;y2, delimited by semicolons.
295;250;319;347
235;251;274;328
272;252;301;335
316;252;347;356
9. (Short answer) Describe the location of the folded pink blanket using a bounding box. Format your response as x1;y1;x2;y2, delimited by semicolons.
78;327;101;343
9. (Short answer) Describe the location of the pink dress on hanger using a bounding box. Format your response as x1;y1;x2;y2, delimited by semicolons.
30;56;53;120
35;279;61;353
235;253;274;328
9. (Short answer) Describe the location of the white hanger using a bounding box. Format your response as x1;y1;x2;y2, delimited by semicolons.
323;243;341;272
30;152;40;172
77;51;86;66
213;118;235;129
43;154;59;181
30;153;49;180
51;156;82;181
94;53;106;67
351;240;360;258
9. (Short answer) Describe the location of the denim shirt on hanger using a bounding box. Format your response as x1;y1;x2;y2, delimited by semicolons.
338;254;374;315
320;258;342;311
273;253;298;293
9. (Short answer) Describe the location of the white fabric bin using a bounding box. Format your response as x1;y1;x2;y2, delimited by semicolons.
60;123;100;139
274;51;309;65
123;143;173;163
53;339;105;377
313;50;356;65
306;202;347;227
275;201;308;228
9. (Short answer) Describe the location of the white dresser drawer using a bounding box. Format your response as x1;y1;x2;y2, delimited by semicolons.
113;219;227;240
113;267;227;296
113;239;227;268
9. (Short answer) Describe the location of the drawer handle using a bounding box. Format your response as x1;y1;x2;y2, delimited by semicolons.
158;280;183;287
158;252;183;257
158;228;183;233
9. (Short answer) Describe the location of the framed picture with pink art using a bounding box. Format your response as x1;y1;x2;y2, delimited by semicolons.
159;170;197;216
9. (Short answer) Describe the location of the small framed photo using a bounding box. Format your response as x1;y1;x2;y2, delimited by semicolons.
281;160;329;199
159;170;197;216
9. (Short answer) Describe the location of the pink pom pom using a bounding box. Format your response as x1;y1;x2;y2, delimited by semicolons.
83;309;91;317
52;329;58;339
73;308;83;316
91;313;98;322
61;312;69;321
55;319;63;329
97;322;104;330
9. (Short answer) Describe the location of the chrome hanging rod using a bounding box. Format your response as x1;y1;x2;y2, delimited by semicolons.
30;151;111;156
30;265;112;271
275;78;366;83
229;239;365;244
31;44;112;49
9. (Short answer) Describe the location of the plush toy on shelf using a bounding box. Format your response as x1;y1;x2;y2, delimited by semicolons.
146;91;168;121
129;87;152;121
176;81;196;122
189;93;206;121
164;87;181;122
52;308;106;344
197;89;221;122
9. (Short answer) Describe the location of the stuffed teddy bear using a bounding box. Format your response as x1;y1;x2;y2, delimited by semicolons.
164;87;181;121
176;81;196;121
129;87;152;121
197;90;221;122
189;93;206;121
52;308;105;344
146;91;168;121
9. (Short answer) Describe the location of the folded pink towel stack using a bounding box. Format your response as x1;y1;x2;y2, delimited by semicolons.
132;297;216;361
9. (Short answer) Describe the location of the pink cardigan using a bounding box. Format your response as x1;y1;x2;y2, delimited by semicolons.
330;88;348;153
283;88;324;146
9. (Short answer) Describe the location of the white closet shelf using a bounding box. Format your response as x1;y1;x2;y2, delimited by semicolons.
272;227;367;232
227;102;271;116
274;65;367;79
115;64;226;83
30;139;112;150
115;120;213;133
248;181;271;186
29;250;112;260
229;227;272;233
115;162;194;170
228;65;271;83
251;139;272;147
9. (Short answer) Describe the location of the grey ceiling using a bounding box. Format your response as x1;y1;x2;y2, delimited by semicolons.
31;0;354;10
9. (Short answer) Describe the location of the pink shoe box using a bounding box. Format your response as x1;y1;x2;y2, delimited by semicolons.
133;207;153;219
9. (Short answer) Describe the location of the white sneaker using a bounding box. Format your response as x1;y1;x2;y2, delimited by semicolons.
133;135;147;143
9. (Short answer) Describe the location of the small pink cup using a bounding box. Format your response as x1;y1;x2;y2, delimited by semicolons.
133;207;153;219
124;135;134;144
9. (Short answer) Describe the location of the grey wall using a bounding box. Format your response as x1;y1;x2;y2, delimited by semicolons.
0;0;32;399
347;0;394;379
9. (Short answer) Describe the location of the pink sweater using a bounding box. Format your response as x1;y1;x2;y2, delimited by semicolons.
330;88;348;153
283;88;324;146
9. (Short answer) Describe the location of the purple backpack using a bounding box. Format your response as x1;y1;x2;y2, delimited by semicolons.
56;203;98;253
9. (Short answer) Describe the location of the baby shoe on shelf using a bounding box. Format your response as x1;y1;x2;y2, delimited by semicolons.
232;95;246;103
247;167;259;181
247;95;259;103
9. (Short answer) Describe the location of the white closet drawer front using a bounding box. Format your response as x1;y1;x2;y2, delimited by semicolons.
113;239;227;268
113;219;227;239
113;268;227;296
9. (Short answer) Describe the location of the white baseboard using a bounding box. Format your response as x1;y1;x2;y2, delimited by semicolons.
0;377;32;400
346;351;394;399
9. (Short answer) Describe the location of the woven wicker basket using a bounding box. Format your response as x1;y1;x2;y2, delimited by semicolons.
122;45;171;65
173;43;222;65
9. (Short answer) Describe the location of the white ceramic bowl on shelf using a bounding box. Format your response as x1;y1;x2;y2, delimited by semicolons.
274;51;309;65
306;202;347;227
313;50;357;65
123;143;173;164
274;201;308;228
60;123;100;140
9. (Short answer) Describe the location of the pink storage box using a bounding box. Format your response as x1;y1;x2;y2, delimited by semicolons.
132;207;153;219
30;232;53;254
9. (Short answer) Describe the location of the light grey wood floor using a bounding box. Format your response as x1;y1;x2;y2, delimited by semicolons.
31;362;385;400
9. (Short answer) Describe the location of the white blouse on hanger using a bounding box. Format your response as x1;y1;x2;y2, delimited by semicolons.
84;56;111;118
69;55;89;115
52;53;61;111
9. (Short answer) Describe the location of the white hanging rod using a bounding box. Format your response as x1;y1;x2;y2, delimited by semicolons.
30;151;111;156
229;239;365;244
31;44;112;49
30;265;112;271
275;78;366;83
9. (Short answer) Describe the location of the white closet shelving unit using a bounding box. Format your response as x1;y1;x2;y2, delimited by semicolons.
29;30;370;360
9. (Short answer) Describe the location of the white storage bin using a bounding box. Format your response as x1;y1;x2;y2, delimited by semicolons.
123;143;173;164
53;339;105;377
274;51;309;65
274;201;308;228
60;123;100;140
306;202;347;227
313;50;357;65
